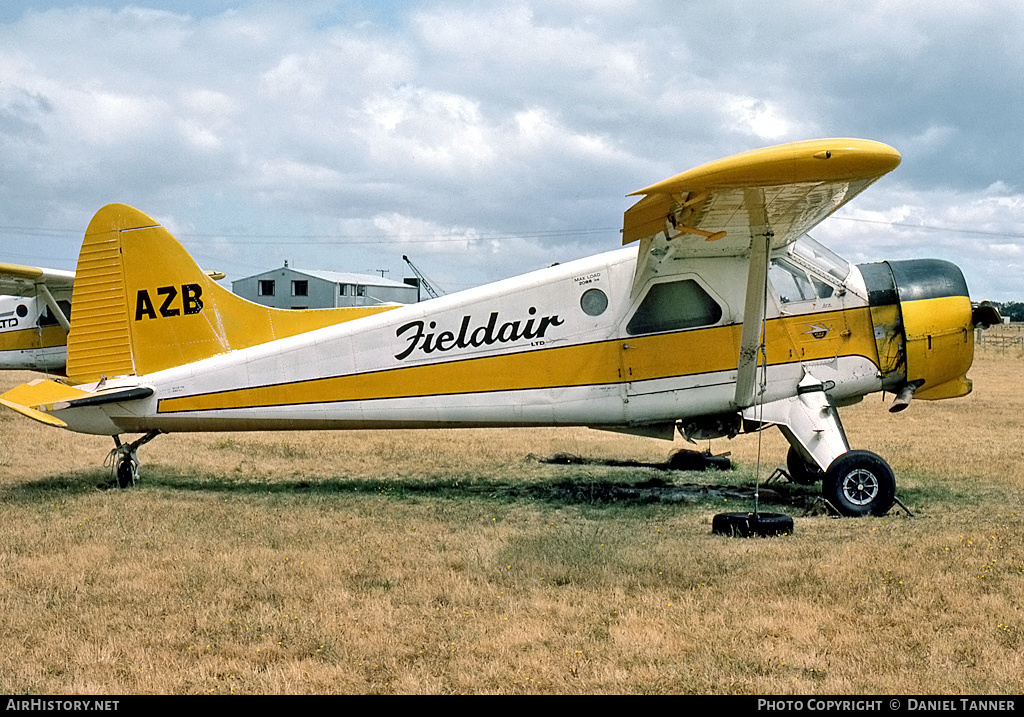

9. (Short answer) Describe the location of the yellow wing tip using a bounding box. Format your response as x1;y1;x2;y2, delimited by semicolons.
0;262;45;280
627;138;901;197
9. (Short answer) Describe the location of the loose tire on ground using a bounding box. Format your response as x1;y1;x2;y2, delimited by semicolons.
823;450;896;517
712;512;794;537
786;445;825;485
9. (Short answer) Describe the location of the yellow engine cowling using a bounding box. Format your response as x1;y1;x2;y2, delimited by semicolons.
858;259;975;402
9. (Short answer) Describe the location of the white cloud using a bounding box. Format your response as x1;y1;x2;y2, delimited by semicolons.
0;1;1021;300
372;211;480;254
726;98;794;140
817;182;1024;301
361;86;495;172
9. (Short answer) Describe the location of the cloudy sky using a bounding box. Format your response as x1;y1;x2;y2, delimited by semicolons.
1;0;1022;299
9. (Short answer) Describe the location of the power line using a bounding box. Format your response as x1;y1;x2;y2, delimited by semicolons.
1;224;618;246
832;216;1024;240
174;227;618;245
5;214;1024;248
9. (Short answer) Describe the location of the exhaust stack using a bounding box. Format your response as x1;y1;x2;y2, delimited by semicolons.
889;380;925;413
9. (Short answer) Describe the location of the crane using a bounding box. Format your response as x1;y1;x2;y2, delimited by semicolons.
402;255;444;301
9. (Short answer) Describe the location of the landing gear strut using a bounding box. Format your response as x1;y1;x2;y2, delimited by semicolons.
743;376;900;518
106;431;162;488
786;445;824;485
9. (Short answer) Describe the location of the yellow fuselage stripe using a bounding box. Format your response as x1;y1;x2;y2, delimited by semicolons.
157;307;878;414
0;325;67;352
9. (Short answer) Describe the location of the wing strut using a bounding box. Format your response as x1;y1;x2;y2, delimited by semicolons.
36;282;70;333
733;189;772;410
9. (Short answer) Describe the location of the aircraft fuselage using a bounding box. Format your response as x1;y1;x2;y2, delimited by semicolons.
59;235;972;440
0;294;68;372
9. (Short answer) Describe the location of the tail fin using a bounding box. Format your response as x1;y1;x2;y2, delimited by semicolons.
65;204;395;384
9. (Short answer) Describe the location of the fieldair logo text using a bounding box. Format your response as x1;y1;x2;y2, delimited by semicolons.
395;308;564;360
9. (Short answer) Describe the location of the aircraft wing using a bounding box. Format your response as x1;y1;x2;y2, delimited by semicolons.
0;261;75;297
622;138;903;297
623;138;902;410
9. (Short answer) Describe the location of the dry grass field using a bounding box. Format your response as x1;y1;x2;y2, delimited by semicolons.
1;340;1022;694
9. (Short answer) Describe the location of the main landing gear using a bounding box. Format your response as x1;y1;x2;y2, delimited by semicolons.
783;437;897;517
821;450;896;518
105;431;162;488
745;374;899;518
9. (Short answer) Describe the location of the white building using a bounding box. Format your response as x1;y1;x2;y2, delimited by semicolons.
232;263;420;309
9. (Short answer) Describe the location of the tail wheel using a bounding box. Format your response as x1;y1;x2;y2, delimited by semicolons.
823;450;896;517
115;454;138;489
786;445;824;485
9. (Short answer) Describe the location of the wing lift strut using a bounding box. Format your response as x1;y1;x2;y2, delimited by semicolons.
719;192;903;525
714;198;798;536
35;281;70;333
714;188;904;534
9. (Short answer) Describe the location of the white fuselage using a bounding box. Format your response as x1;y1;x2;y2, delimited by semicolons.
57;242;884;436
0;295;68;371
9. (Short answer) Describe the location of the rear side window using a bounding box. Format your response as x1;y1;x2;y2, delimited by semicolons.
626;279;723;335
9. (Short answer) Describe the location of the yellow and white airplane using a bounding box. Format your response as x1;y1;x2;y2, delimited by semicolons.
0;262;75;372
0;139;999;516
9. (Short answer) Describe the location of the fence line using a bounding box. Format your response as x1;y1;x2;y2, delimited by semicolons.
976;322;1024;352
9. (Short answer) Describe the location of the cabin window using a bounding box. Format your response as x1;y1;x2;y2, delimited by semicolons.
580;288;608;316
292;280;308;297
626;279;722;335
258;280;276;296
792;236;851;283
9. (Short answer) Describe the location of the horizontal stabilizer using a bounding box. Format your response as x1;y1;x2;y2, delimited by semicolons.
53;386;154;410
0;379;88;427
0;399;67;427
0;379;153;425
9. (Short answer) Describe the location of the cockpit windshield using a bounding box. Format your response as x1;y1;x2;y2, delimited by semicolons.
769;236;851;304
792;235;851;283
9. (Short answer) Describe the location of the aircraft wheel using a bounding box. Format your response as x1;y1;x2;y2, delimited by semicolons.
786;446;824;485
712;512;793;537
823;450;895;517
115;455;138;489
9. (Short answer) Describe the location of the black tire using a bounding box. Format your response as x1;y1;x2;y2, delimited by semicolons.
116;457;136;489
823;450;896;517
786;446;824;485
712;512;794;537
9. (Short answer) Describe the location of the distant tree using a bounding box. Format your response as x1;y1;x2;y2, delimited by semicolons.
994;301;1024;322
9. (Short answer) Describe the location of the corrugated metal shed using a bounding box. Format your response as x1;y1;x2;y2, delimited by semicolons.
232;263;420;309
